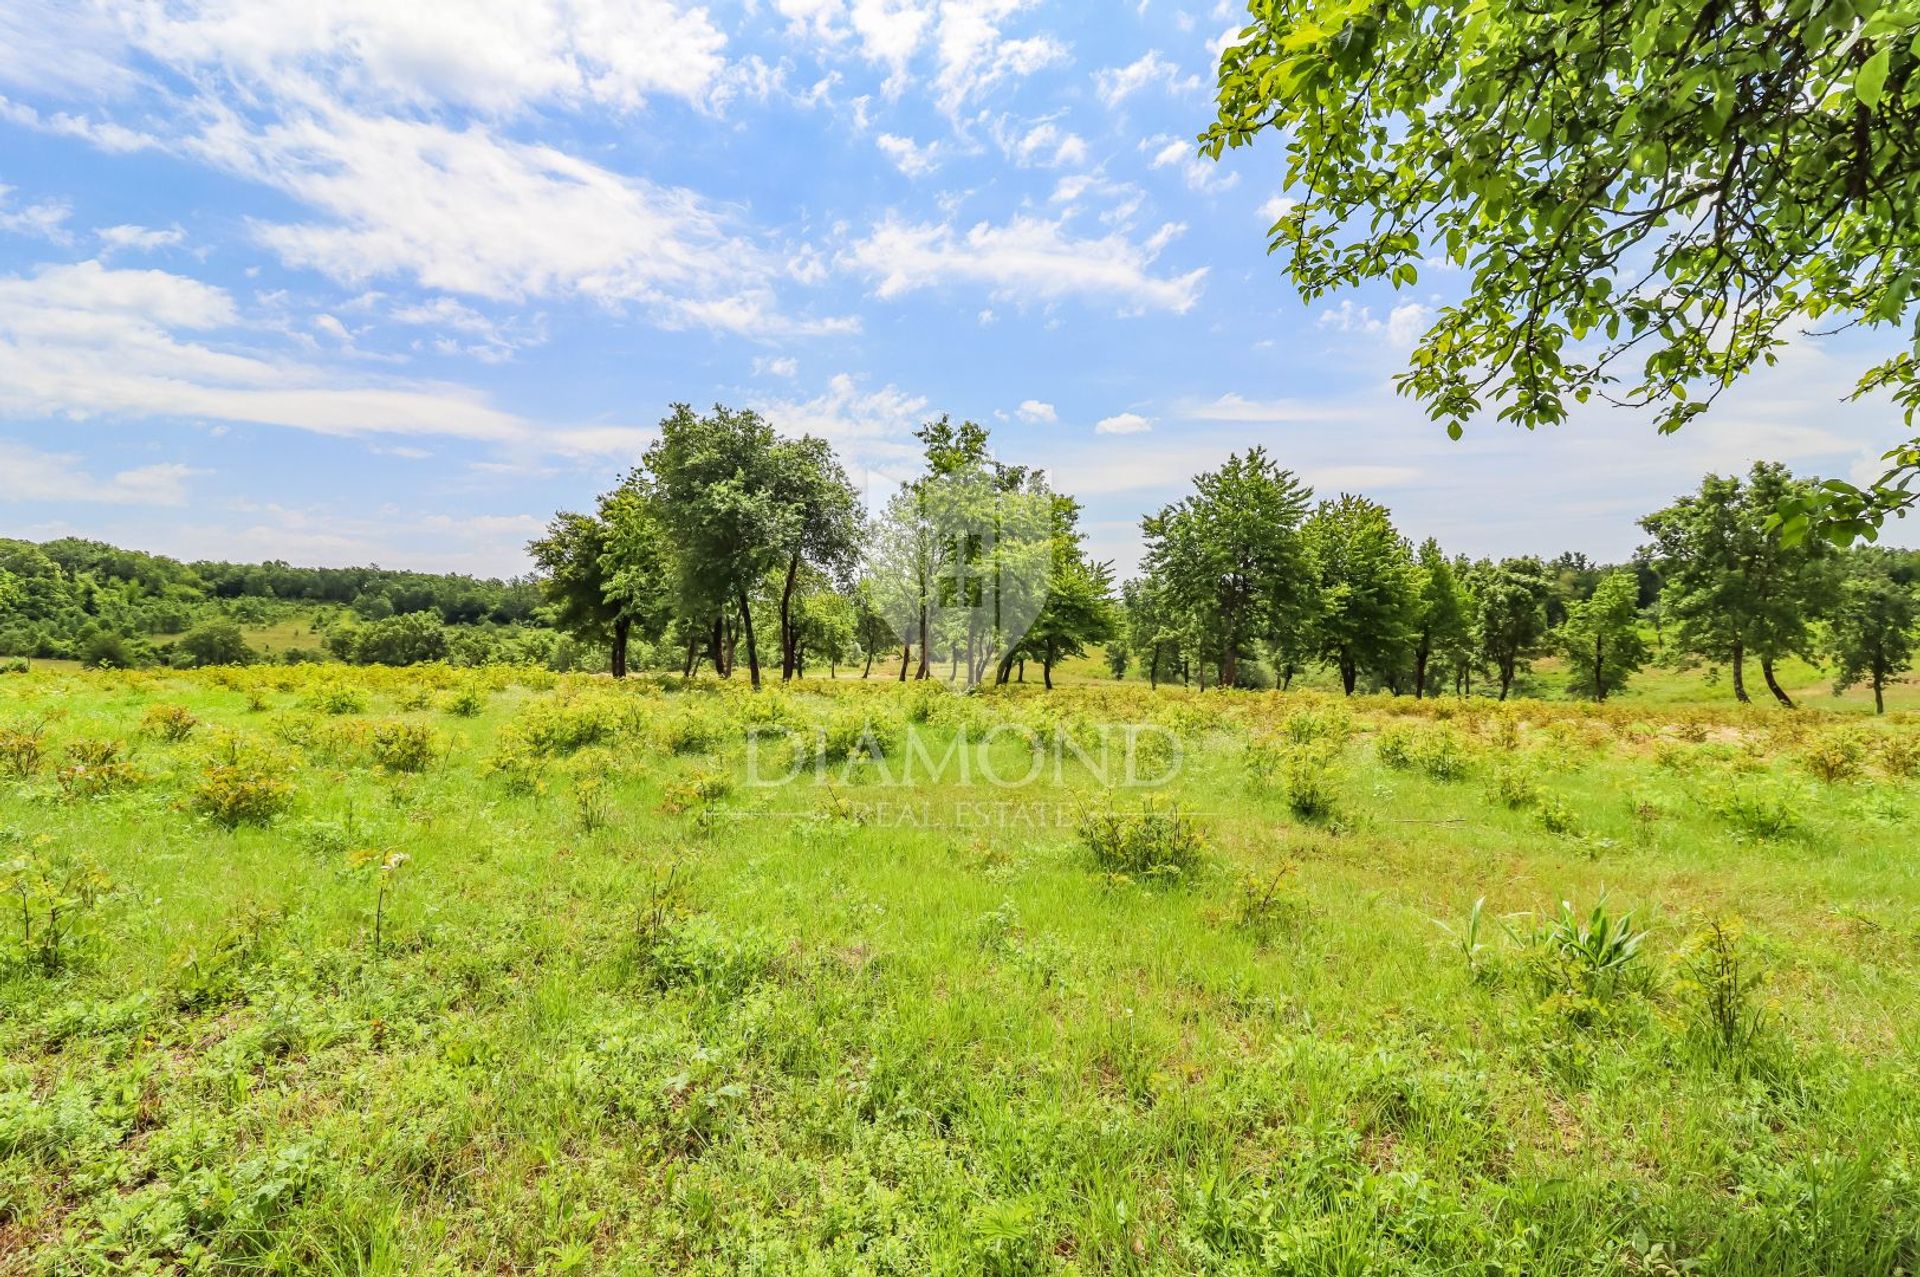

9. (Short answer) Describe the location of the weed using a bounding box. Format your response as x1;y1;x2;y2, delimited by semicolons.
1233;863;1308;941
443;686;487;718
1674;916;1769;1069
140;703;199;742
55;739;142;800
345;847;410;955
1710;779;1804;841
1375;725;1414;770
0;837;113;973
301;684;368;715
1078;795;1206;882
1876;733;1920;779
1801;731;1867;784
1534;794;1581;836
370;721;440;773
0;718;50;779
1433;896;1491;975
1487;762;1541;810
1514;897;1648;1022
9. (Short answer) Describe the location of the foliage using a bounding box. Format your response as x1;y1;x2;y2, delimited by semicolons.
1557;571;1650;701
175;621;257;669
1825;553;1920;713
1078;795;1206;881
1303;494;1419;694
1;837;113;972
1206;0;1920;533
1675;916;1770;1068
140;703;199;743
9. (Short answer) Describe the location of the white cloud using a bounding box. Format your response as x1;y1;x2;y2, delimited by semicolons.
1016;399;1056;422
1184;393;1364;424
0;183;71;241
189;107;845;336
1317;298;1433;347
994;118;1087;168
114;0;731;114
1144;134;1237;192
98;223;186;251
845;214;1205;313
1093;50;1198;107
1095;411;1151;435
0;441;202;506
754;354;800;376
0;260;533;442
1258;195;1297;223
929;0;1069;116
876;132;943;176
752;371;930;471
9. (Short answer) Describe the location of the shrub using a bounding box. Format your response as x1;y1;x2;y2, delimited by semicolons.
301;684;368;715
140;703;199;743
1249;737;1342;822
660;768;733;816
176;621;256;668
0;839;113;972
1375;725;1414;769
1674;915;1769;1069
191;758;296;828
1233;864;1309;941
517;700;618;755
1800;731;1867;784
369;721;440;773
55;740;142;800
1078;795;1206;881
1533;794;1580;836
1487;762;1541;810
0;722;48;779
654;710;725;756
0;658;28;675
1710;779;1803;840
443;686;487;718
1283;703;1354;747
1409;727;1473;782
1876;733;1920;779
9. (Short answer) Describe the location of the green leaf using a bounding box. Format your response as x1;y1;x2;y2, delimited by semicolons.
1857;46;1891;107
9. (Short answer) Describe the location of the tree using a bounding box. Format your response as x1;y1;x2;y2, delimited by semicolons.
1411;539;1470;698
1826;554;1920;713
644;404;797;690
1558;570;1650;701
1206;0;1920;536
175;620;255;668
1303;495;1418;694
597;477;677;678
1015;496;1117;690
528;512;621;674
768;436;863;683
1140;448;1315;688
1475;558;1554;700
1640;464;1837;706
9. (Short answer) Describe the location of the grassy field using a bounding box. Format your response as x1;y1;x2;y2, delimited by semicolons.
2;665;1918;1274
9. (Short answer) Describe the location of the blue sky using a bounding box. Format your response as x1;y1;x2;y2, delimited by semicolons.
1;0;1914;578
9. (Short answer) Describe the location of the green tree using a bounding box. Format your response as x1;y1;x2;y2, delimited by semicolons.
1475;558;1555;700
1206;0;1920;535
1014;496;1117;690
528;512;622;675
1826;553;1920;713
1140;448;1316;688
1411;539;1470;698
1640;463;1837;706
768;436;863;683
175;620;255;668
644;404;796;690
1304;495;1419;695
1558;570;1650;701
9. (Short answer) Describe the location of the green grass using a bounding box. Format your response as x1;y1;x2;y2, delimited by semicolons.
2;665;1918;1273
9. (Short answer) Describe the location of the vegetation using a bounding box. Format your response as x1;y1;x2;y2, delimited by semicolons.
2;664;1918;1271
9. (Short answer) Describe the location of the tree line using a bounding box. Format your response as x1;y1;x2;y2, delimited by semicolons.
531;406;1920;711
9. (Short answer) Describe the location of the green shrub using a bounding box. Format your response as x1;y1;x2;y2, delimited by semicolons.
443;686;487;718
1534;794;1580;835
1711;779;1803;840
1375;725;1414;769
1078;795;1206;882
55;740;142;800
301;684;368;715
1409;726;1472;782
1487;762;1541;810
0;840;113;972
1800;731;1867;784
1516;898;1648;1021
1283;703;1353;746
0;722;48;779
369;721;440;773
1876;733;1920;779
140;703;199;743
1674;915;1769;1069
191;762;295;828
1233;864;1309;941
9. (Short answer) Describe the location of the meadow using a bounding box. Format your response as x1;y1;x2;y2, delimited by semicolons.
2;664;1918;1274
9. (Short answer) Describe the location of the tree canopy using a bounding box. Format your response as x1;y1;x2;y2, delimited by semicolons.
1207;0;1920;537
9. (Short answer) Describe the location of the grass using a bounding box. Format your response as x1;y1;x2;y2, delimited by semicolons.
1;664;1918;1273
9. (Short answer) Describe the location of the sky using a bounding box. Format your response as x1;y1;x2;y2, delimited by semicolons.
1;0;1915;581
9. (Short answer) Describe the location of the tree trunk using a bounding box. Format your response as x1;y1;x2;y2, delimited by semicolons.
995;649;1016;685
611;615;631;679
779;551;801;682
1148;644;1161;690
1340;655;1357;696
1730;640;1750;703
863;648;874;678
737;587;762;690
1498;662;1513;701
1874;673;1886;715
711;616;728;677
1592;634;1605;702
915;607;930;680
1413;643;1430;699
897;641;910;681
1042;639;1056;690
682;634;696;678
1760;656;1795;709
